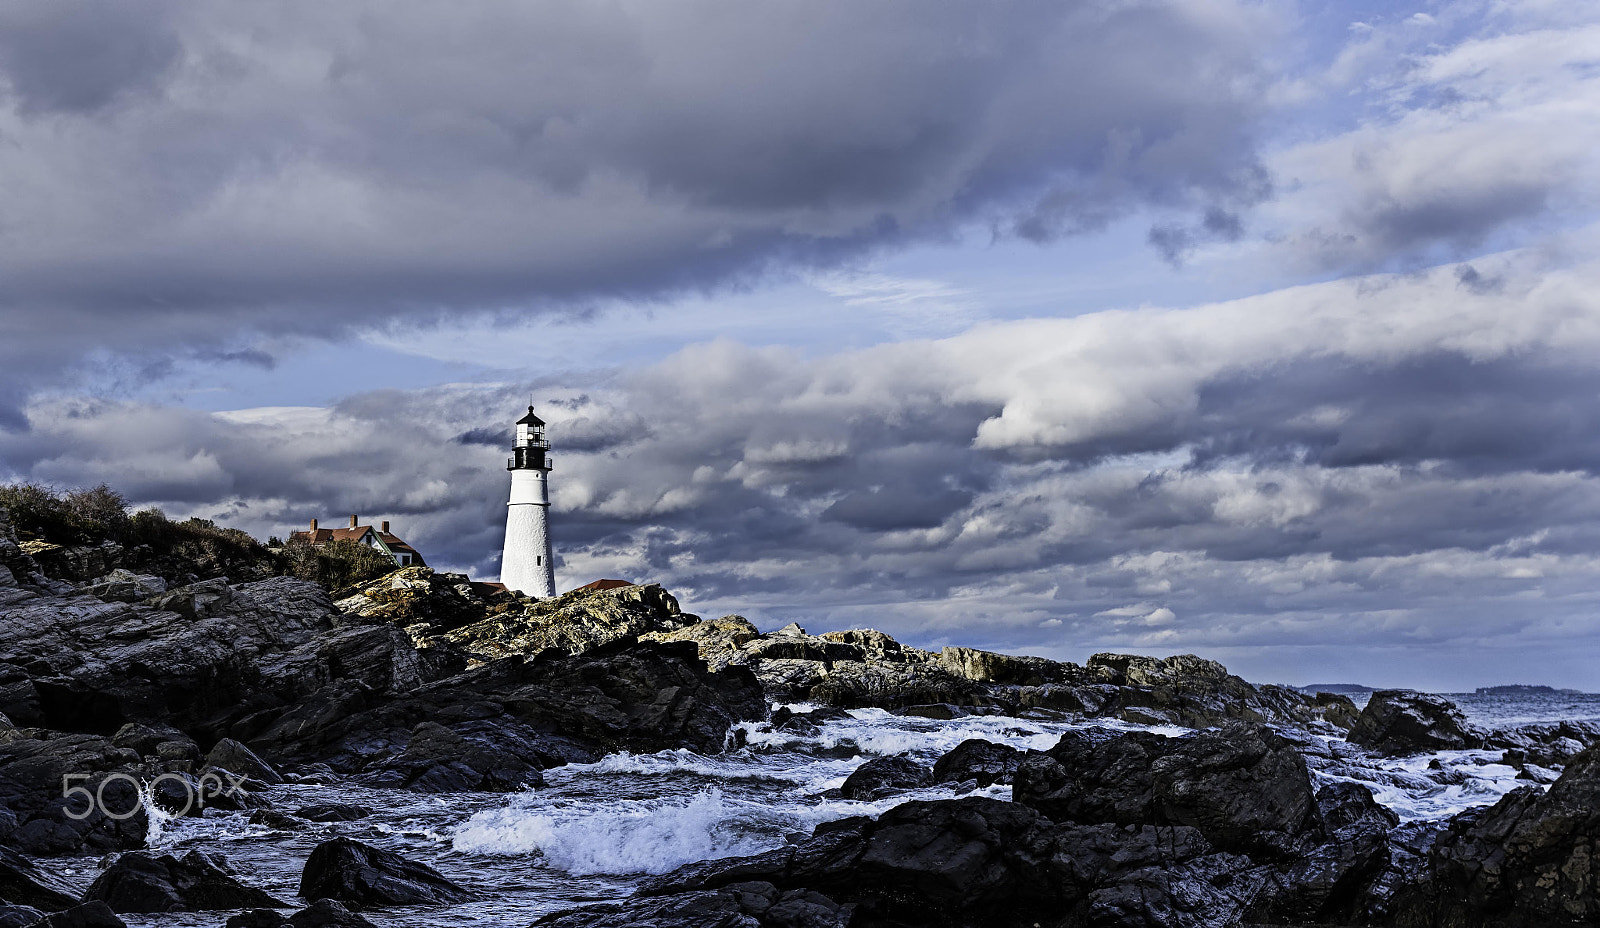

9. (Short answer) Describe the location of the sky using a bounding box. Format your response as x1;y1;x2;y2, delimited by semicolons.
1;0;1599;690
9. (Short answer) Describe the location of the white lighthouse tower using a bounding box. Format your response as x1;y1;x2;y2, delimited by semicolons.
500;406;556;597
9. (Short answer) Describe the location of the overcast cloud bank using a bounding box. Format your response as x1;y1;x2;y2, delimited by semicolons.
8;247;1600;688
2;1;1599;689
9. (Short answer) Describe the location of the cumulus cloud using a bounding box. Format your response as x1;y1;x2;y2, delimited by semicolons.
0;0;1282;418
1260;4;1600;271
7;249;1600;687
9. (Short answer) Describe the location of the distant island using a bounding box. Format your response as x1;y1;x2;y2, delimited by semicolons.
1475;684;1586;696
1296;683;1377;696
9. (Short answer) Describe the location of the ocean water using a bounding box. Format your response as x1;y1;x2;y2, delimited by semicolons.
1448;691;1600;728
60;695;1579;927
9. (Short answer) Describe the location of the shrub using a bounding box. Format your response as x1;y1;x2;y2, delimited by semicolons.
0;482;132;544
281;536;395;589
0;482;76;541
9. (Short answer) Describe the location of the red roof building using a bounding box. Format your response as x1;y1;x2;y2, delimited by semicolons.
286;515;427;568
572;578;634;592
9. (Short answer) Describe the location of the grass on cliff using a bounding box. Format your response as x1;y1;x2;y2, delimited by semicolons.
0;481;396;590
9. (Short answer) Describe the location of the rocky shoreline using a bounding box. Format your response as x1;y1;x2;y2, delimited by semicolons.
2;512;1598;927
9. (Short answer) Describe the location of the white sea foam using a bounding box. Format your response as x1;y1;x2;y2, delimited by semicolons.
452;787;779;875
451;772;1013;878
1313;749;1533;822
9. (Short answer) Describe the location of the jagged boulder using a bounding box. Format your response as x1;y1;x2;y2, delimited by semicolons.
0;846;78;911
299;837;473;907
932;739;1024;787
440;582;696;660
840;754;932;800
110;721;195;759
641;615;762;667
0;906;43;928
1387;742;1600;927
1014;723;1318;856
33;901;127;928
1486;719;1600;769
1083;653;1349;730
648;614;1347;731
0;574;343;736
641;796;1273;928
1348;690;1484;755
938;647;1074;687
247;639;765;788
85;850;285;913
534;882;853;928
143;578;235;620
294;803;371;822
79;570;166;603
19;541;123;585
333;566;514;637
0;727;149;855
227;900;376;928
204;738;283;785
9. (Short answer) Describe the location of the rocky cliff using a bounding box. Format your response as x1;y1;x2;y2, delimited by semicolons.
0;512;765;857
7;504;1599;928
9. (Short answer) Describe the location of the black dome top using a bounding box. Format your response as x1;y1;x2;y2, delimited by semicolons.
516;406;545;426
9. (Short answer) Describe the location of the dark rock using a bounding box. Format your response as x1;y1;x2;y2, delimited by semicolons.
0;846;78;911
288;899;378;927
204;738;283;785
1347;689;1485;755
249;809;306;831
251;640;765;786
1486;719;1600;768
655;611;1347;731
21;542;123;586
85;849;285;913
534;881;852;928
1246;781;1400;925
225;911;288;928
293;803;371;822
1084;653;1351;730
362;720;548;792
1390;742;1600;926
0;906;42;928
228;900;377;928
0;728;149;855
839;754;931;800
897;704;966;720
1313;780;1399;834
142;769;265;818
109;721;194;758
34;901;127;928
1013;723;1317;856
79;571;166;604
931;739;1023;787
299;837;472;907
807;660;987;711
0;573;344;738
642;796;1270;928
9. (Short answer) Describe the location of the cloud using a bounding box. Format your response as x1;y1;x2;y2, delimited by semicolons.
7;248;1600;687
0;0;1283;420
1260;8;1600;271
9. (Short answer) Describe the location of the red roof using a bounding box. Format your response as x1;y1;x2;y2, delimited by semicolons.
573;578;635;592
287;524;427;568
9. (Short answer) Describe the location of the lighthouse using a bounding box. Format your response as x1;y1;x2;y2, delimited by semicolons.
500;406;556;597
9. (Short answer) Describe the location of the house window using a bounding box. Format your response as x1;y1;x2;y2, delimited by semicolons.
536;555;542;565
